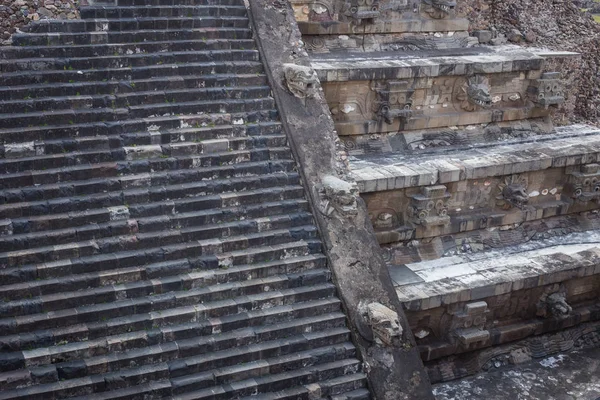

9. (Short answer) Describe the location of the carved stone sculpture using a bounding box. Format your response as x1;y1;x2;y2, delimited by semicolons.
408;185;451;227
457;75;492;111
341;0;380;24
565;163;600;203
422;0;456;19
282;63;319;98
528;72;565;109
316;175;359;217
537;292;572;318
358;301;403;346
496;175;529;210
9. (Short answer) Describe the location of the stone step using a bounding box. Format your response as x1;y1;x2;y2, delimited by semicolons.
0;50;261;73
239;375;369;400
0;60;264;86
0;39;256;60
0;231;319;286
169;340;355;394
0;157;295;202
4;343;357;399
0;250;326;303
0;307;342;366
0;202;312;251
173;360;363;400
0;267;330;331
0;239;324;315
1;131;286;159
0;334;353;398
329;388;372;400
0;98;274;129
0;115;279;144
1;327;352;391
0;140;288;177
11;27;253;47
80;5;247;19
0;86;270;114
0;278;336;336
22;17;250;34
0;169;299;219
0;73;268;100
0;296;343;367
0;214;318;267
0;257;335;351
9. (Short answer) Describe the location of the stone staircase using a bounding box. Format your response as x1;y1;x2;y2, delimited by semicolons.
0;1;370;399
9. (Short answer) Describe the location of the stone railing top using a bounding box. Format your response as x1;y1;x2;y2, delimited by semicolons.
311;45;545;82
394;236;600;309
350;125;600;192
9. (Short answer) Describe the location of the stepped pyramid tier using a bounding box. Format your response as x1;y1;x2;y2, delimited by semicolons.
289;0;600;383
0;0;383;398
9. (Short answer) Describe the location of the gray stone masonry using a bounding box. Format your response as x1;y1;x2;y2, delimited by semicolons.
0;0;369;399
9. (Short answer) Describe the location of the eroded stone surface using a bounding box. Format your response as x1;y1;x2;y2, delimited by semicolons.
433;347;600;399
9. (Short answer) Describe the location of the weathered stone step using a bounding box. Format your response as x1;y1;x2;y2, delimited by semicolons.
12;27;252;47
1;326;352;392
0;298;346;398
0;115;278;144
0;50;261;73
0;212;317;267
80;5;247;19
0;267;328;332
0;139;288;175
0;60;264;86
169;339;355;394
0;339;355;399
329;388;371;400
1;279;335;337
174;359;363;400
2;135;286;167
22;17;250;34
0;228;319;286
0;252;330;350
0;39;256;60
0;249;326;304
0;160;295;206
0;309;342;371
237;376;369;400
0;86;270;114
0;73;267;101
0;169;299;219
0;201;311;252
0;98;274;129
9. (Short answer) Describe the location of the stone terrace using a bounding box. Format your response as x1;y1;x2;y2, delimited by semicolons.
0;1;369;399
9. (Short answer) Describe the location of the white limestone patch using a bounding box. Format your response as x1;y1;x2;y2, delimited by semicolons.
539;354;566;368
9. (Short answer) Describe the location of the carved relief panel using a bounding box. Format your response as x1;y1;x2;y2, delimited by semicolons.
363;165;600;244
322;71;557;138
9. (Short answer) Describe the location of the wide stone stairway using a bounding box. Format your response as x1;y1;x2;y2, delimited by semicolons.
0;1;369;399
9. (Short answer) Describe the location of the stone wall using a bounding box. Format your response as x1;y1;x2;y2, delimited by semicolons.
462;0;600;126
1;0;78;45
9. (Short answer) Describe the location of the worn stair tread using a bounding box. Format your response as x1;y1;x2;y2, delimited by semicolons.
173;360;363;400
0;295;342;355
0;116;281;144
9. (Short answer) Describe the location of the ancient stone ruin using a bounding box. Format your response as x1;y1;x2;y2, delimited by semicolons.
0;0;598;398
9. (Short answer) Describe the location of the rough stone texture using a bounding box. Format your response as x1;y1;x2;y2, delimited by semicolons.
433;335;600;399
0;0;79;45
247;1;435;399
461;0;600;126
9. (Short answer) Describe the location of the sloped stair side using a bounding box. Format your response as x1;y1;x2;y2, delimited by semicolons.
0;1;369;399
